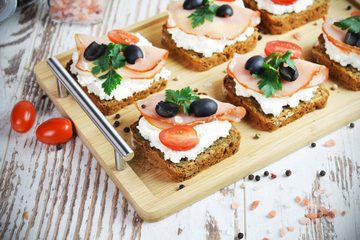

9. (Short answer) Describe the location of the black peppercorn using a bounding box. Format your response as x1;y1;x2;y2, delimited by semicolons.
113;121;120;127
346;5;352;11
257;35;262;41
319;170;326;177
311;142;316;148
141;104;146;109
56;144;63;150
263;171;269;177
123;127;130;133
178;184;185;190
349;123;355;128
255;175;261;181
248;174;254;180
41;95;47;100
237;232;244;239
115;113;120;119
285;170;292;177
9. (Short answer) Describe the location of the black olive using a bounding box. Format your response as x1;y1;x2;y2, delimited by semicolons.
245;55;265;75
84;41;107;61
356;34;360;48
345;31;358;46
155;101;179;118
279;63;299;82
189;98;218;117
124;45;144;64
216;4;233;18
183;0;203;10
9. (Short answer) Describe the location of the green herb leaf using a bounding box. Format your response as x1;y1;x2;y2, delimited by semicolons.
91;43;128;96
334;16;360;33
188;0;219;28
165;87;200;114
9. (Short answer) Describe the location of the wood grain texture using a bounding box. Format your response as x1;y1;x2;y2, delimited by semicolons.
0;0;359;239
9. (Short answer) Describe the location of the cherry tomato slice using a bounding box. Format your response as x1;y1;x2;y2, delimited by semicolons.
271;0;296;5
159;125;199;151
264;40;302;59
108;29;139;44
11;100;36;133
36;118;73;145
351;10;360;17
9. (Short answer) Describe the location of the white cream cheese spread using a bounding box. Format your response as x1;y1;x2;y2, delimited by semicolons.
255;0;314;15
235;82;318;116
136;117;232;163
323;34;360;71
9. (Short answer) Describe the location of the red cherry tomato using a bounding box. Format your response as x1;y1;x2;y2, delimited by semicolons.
271;0;296;5
36;118;73;145
351;10;360;17
108;29;139;44
159;125;199;151
11;100;36;133
265;40;302;59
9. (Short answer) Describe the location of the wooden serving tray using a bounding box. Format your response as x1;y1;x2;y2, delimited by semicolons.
34;0;360;222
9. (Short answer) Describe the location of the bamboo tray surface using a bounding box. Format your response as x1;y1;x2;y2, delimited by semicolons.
34;0;360;222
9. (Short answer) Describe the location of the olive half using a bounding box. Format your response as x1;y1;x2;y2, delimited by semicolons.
124;45;144;64
279;63;299;82
183;0;204;10
84;41;107;61
155;101;180;118
345;31;359;46
189;98;218;117
216;4;233;18
245;55;265;75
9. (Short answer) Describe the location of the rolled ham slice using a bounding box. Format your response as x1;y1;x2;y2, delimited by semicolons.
74;33;168;79
166;1;260;40
136;93;246;129
227;54;328;98
322;16;360;55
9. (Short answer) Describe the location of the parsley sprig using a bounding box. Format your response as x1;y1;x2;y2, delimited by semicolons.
165;87;200;114
253;51;295;98
188;0;219;28
334;16;360;34
91;43;128;95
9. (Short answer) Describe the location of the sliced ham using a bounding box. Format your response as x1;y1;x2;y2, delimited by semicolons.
74;33;168;79
166;1;260;40
136;93;246;129
322;16;360;55
227;54;328;98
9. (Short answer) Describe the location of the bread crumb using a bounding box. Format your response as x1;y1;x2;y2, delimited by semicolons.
231;201;240;209
292;32;302;41
306;213;318;220
267;210;277;218
324;139;336;147
250;200;260;210
294;196;302;204
301;198;310;207
23;211;29;220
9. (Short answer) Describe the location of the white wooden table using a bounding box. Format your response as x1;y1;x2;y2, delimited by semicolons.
0;1;359;239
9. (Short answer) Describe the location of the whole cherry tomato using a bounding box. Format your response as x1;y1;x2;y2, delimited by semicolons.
264;40;303;59
11;100;36;133
108;29;139;44
159;125;199;151
36;118;73;145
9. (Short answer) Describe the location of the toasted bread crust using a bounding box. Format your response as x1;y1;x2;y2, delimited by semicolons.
130;121;241;182
65;61;167;116
312;34;360;91
223;76;329;131
161;25;258;71
243;0;329;34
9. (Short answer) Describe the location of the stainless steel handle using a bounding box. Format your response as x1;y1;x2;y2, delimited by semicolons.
47;57;134;171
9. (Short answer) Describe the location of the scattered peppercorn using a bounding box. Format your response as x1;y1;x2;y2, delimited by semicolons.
271;173;277;179
172;77;178;81
113;121;120;127
41;95;47;100
257;35;262;41
237;232;244;239
264;171;269;177
319;170;326;177
330;84;338;91
313;22;318;26
56;144;63;150
123;127;130;133
285;170;292;177
193;88;199;92
349;123;355;128
115;113;120;119
248;174;254;180
311;142;316;148
253;133;260;140
255;175;261;181
178;184;185;190
346;5;352;10
141;104;146;109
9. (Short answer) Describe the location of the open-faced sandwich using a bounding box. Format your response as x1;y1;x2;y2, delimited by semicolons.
162;0;261;71
243;0;329;34
312;14;360;91
224;41;329;131
130;87;246;181
68;29;170;115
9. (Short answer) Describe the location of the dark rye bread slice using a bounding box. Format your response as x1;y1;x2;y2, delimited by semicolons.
243;0;329;35
65;60;167;116
130;121;241;182
161;25;258;71
223;76;329;132
312;34;360;91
